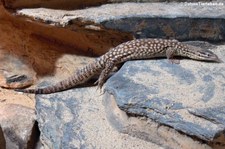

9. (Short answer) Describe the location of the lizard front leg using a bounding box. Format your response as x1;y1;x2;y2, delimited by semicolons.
166;47;180;64
95;60;116;89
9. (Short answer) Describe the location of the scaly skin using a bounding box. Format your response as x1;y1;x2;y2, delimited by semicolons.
15;38;221;94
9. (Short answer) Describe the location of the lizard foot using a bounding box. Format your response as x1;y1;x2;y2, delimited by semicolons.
95;60;115;90
94;79;104;90
169;59;180;64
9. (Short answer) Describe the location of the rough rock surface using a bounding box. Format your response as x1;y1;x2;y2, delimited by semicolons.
104;43;225;146
18;2;225;44
0;104;38;149
103;92;212;149
35;87;162;149
0;53;35;89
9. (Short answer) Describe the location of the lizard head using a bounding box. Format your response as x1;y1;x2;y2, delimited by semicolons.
184;45;222;63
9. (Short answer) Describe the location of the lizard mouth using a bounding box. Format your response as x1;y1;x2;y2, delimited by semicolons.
212;57;223;63
203;55;223;63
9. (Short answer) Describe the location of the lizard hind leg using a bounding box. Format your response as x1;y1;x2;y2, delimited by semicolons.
95;60;116;89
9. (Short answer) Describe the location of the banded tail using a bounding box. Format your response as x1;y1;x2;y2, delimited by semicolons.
15;60;104;94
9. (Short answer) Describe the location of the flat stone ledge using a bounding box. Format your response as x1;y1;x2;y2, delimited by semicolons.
17;3;225;24
17;2;225;41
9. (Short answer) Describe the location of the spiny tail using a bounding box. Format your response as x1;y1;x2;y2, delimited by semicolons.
15;60;104;94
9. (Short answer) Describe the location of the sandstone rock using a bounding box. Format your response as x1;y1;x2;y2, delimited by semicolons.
0;40;35;88
104;43;225;147
0;73;34;89
0;104;39;149
0;5;92;87
0;50;35;89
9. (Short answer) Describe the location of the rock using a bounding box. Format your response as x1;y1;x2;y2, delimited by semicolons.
17;2;225;43
0;125;6;149
0;104;39;149
35;87;161;149
103;92;212;149
104;43;225;146
0;51;35;89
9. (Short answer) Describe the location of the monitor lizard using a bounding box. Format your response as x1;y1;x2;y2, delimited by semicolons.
15;38;222;94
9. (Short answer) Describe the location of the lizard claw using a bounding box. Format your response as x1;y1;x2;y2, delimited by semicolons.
95;80;105;96
94;80;99;85
94;79;104;90
97;80;104;90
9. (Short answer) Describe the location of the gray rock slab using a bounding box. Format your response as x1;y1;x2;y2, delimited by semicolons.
18;3;225;24
104;44;225;143
35;87;161;149
17;2;225;41
0;104;38;149
103;92;213;149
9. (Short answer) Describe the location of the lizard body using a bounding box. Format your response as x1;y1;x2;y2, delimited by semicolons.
15;38;221;94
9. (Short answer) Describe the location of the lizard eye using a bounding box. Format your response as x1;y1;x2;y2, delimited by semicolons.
205;53;210;57
199;50;213;57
